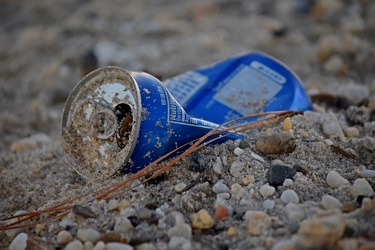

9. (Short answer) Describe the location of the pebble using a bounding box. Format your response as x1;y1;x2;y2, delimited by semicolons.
64;239;83;250
267;165;296;186
107;199;119;211
298;213;345;248
323;55;345;74
259;184;275;197
114;217;134;235
239;195;253;206
282;117;292;131
216;192;230;200
305;111;345;139
135;243;156;250
363;136;375;151
57;230;73;245
351;178;375;197
285;203;306;221
245;211;272;236
256;133;296;154
242;175;255;185
105;242;133;250
262;199;275;209
167;223;192;240
282;178;293;187
280;189;299;204
6;210;28;238
9;233;28;250
212;157;223;175
214;205;229;220
137;207;152;220
343;126;360;138
77;228;100;243
326;170;349;188
338;83;369;106
212;181;230;194
118;199;130;210
174;182;187;193
226;227;238;237
84;242;94;249
99;232;122;243
168;236;191;250
229;161;245;177
231;183;247;200
321;195;343;210
191;209;214;229
250;152;265;162
361;169;375;178
234;147;244;156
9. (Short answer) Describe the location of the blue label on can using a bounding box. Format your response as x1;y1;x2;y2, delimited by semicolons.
164;52;312;124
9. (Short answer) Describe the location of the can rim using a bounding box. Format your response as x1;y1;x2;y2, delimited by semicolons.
61;66;142;179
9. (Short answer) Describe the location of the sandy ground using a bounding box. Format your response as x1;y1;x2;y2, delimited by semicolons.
1;0;375;249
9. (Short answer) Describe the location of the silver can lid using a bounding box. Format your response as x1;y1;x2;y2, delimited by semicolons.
61;67;141;180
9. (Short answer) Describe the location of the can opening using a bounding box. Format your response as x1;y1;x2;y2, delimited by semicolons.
115;103;133;149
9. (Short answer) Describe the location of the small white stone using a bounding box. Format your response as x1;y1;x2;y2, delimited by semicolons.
168;236;191;250
263;199;275;209
231;183;247;200
212;182;230;194
283;179;293;187
351;178;375;197
280;189;299;204
325;139;334;146
167;223;192;240
322;195;343;210
251;152;265;162
77;228;100;243
57;230;72;245
234;147;244;156
107;199;119;211
216;193;231;200
230;161;245;177
93;241;106;250
9;233;27;250
135;243;156;250
361;169;375;178
285;203;305;221
259;184;275;197
213;157;223;175
5;211;28;238
114;217;134;235
106;242;133;250
326;170;349;188
84;241;94;250
64;240;83;250
363;136;375;151
239;195;253;206
174;182;187;193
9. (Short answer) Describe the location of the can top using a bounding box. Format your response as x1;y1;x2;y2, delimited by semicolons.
61;67;142;179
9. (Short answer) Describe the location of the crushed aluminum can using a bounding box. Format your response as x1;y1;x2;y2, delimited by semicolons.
164;51;312;124
61;66;241;179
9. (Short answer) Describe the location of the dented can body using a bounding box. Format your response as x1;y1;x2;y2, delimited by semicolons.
164;51;312;124
61;67;240;179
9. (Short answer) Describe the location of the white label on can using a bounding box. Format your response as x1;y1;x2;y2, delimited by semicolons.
213;63;283;115
164;71;208;106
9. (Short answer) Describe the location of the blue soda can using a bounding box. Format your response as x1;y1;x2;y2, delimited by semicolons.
61;67;241;179
164;51;312;124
